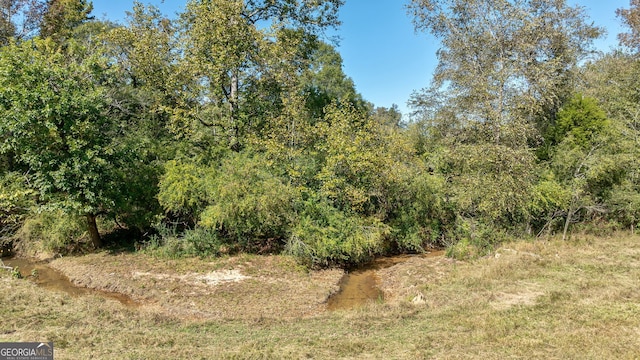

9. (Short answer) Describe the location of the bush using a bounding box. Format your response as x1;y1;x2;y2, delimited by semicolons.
182;227;226;257
157;160;212;224
528;171;571;234
286;198;389;267
444;217;510;260
391;169;450;251
606;181;640;230
0;172;36;246
198;152;296;251
15;210;87;255
142;223;226;258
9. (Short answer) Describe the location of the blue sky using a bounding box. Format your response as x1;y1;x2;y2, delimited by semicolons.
92;0;630;115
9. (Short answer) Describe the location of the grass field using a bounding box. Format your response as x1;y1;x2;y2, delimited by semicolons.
1;233;639;359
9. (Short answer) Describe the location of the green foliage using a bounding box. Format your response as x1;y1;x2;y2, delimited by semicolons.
0;0;638;266
0;0;45;45
409;0;602;144
302;42;366;119
548;94;610;150
316;102;397;215
530;173;571;216
0;37;164;247
528;171;571;233
446;144;536;226
40;0;94;42
141;223;186;259
199;152;296;250
182;227;225;257
175;0;343;149
542;94;635;238
158;152;297;252
143;224;225;259
157;160;212;223
607;181;640;229
102;2;178;132
10;266;23;279
581;54;640;229
617;0;640;52
391;167;449;252
15;210;86;255
550;96;629;199
445;217;510;260
0;39;115;214
286;198;389;267
0;172;36;242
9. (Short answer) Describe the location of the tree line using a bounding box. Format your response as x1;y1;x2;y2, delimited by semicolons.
1;0;639;266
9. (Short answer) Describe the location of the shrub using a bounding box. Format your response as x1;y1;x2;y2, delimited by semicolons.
142;223;226;258
606;181;640;230
0;172;36;250
391;169;450;251
444;217;510;260
198;152;296;251
157;160;212;224
286;198;389;267
15;210;87;255
182;227;226;257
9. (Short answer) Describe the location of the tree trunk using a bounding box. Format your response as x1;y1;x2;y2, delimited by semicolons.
86;213;102;248
562;206;574;241
230;70;240;151
230;71;238;116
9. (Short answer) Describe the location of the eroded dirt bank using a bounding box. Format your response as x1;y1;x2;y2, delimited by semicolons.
48;253;344;320
10;249;456;319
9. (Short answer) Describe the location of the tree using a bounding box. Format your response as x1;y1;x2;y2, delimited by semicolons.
372;104;402;128
580;52;640;231
40;0;93;43
302;41;365;119
175;0;343;150
544;95;633;239
0;0;46;45
0;172;36;247
581;52;640;145
617;0;640;53
100;3;179;144
405;0;603;247
408;0;602;145
0;39;123;248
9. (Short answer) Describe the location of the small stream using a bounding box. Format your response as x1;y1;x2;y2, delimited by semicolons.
1;257;138;307
3;251;444;312
327;250;445;311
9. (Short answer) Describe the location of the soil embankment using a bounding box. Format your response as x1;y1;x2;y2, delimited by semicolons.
47;253;344;320
3;249;452;317
327;250;447;310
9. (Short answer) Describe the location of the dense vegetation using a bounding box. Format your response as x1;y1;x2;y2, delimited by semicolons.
1;0;640;266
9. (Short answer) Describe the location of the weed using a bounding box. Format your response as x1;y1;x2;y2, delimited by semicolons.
10;266;22;279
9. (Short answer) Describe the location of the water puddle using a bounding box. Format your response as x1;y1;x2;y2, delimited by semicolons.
1;257;138;307
327;250;444;311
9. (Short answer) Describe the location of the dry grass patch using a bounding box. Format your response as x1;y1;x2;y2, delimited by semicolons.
1;233;639;359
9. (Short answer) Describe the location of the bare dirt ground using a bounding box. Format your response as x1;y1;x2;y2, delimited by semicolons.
46;249;458;319
48;253;345;320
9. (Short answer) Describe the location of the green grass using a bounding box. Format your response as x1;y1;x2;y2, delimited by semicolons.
1;233;640;359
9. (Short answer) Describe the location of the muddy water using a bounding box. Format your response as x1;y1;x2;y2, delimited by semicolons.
1;257;138;307
327;250;444;311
